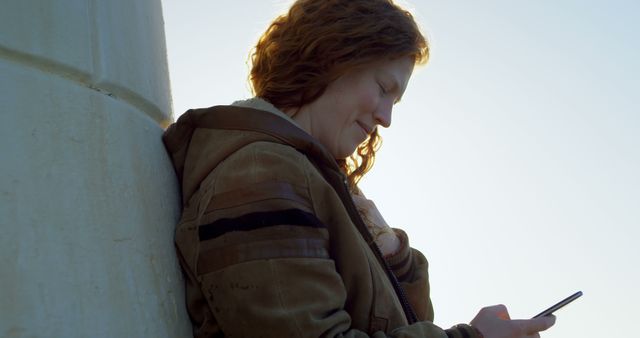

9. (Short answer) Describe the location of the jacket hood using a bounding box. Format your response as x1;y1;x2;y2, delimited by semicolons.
162;100;338;206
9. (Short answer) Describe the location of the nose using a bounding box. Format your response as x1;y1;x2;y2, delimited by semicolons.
373;102;392;128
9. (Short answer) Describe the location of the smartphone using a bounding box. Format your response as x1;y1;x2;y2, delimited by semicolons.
532;291;583;318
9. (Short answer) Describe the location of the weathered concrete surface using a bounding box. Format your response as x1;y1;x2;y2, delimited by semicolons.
0;1;191;336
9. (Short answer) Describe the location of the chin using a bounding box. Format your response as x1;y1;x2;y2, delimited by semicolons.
332;137;363;160
335;145;360;160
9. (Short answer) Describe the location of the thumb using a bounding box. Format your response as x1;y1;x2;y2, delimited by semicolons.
523;315;556;334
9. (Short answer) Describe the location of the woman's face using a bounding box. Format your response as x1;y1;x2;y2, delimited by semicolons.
291;57;415;159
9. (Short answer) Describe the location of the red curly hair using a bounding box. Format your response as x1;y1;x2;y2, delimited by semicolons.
250;0;429;190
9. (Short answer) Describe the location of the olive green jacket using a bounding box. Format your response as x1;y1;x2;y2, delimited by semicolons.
162;101;480;338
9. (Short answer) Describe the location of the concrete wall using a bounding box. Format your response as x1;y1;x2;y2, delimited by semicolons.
0;0;192;336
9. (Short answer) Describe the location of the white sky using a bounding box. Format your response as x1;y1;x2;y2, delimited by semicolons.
161;1;639;337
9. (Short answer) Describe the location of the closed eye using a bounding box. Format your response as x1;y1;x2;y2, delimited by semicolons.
378;82;401;104
378;83;387;96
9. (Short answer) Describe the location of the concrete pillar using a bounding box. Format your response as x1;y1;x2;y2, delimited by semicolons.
0;0;192;336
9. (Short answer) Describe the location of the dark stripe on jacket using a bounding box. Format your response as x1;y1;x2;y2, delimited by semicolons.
198;208;326;241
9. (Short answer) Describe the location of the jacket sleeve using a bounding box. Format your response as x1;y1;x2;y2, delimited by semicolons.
384;229;434;322
180;142;452;338
384;230;482;338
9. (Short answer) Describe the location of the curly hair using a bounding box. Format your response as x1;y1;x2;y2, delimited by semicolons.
250;0;429;190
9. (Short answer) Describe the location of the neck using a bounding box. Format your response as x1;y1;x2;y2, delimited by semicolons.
284;106;314;139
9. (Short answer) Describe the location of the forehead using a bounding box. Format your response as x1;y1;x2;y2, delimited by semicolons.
372;57;414;89
367;57;413;80
332;56;414;90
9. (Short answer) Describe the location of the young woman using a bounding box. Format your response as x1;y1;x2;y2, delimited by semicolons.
163;1;556;337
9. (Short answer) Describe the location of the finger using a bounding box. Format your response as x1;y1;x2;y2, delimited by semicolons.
532;315;556;332
493;304;511;320
351;194;367;203
351;195;374;208
351;196;369;210
513;315;556;334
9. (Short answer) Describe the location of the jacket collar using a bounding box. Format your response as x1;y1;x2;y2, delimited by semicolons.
162;104;344;188
230;97;301;128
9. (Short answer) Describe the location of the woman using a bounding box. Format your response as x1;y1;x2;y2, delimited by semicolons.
162;0;556;337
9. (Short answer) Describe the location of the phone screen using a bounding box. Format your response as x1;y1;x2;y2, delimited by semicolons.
532;291;583;318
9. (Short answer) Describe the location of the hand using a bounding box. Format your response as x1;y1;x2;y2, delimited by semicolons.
351;193;400;256
470;305;556;338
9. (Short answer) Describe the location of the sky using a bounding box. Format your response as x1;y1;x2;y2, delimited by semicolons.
161;1;639;337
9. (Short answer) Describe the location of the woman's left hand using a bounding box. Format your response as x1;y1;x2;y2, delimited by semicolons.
351;193;401;256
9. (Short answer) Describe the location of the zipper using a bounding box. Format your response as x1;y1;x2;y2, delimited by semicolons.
339;177;418;324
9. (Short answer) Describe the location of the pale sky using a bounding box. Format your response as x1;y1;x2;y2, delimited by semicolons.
161;1;639;337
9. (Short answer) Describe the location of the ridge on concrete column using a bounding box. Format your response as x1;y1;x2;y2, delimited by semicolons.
0;45;168;126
